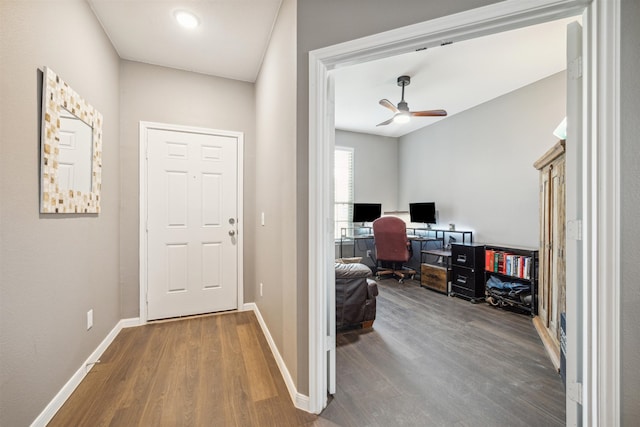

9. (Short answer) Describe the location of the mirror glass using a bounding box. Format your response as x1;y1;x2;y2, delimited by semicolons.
40;67;102;213
57;108;93;194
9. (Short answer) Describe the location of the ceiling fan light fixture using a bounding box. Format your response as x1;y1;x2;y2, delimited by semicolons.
393;112;410;124
377;75;447;127
174;10;199;29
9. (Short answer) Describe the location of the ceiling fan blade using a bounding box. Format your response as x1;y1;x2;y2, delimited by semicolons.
376;117;395;126
379;99;399;113
411;109;448;117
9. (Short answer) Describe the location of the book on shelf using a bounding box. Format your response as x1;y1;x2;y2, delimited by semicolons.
485;250;495;271
485;249;532;280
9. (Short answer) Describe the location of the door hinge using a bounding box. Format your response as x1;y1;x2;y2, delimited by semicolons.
567;381;583;404
569;56;583;80
567;219;582;241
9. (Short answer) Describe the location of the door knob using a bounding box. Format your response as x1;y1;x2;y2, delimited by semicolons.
229;230;236;236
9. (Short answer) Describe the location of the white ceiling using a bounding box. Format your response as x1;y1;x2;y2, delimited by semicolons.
88;3;576;138
88;0;282;82
334;17;578;138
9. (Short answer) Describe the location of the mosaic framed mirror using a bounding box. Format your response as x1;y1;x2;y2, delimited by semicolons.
40;67;102;213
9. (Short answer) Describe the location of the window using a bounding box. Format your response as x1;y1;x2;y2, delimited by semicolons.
334;146;354;239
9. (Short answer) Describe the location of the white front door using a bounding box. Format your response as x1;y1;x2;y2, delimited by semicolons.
57;110;93;193
146;127;239;320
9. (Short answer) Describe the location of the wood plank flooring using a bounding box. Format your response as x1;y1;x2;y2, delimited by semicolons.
48;311;316;427
49;279;565;426
318;278;566;427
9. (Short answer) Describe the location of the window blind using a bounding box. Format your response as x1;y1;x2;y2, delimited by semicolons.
334;147;354;239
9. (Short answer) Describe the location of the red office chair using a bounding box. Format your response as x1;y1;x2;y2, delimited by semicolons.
372;216;416;282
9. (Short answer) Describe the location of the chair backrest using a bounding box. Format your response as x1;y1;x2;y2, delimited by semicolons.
372;216;410;262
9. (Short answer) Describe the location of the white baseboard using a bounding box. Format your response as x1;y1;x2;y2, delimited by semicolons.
242;303;310;412
30;317;141;427
119;317;143;328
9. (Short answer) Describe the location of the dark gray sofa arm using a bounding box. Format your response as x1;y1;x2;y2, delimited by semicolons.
335;262;377;328
335;262;373;279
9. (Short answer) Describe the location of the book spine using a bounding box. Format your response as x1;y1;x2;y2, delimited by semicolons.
485;250;494;271
498;253;506;274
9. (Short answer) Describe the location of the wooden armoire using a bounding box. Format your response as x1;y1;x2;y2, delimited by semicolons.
533;140;566;370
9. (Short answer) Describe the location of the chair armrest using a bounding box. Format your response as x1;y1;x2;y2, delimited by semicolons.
335;262;373;279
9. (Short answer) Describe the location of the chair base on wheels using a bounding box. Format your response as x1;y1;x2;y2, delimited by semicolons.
375;264;416;283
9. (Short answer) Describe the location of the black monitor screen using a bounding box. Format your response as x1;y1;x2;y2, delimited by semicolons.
352;203;382;223
409;202;436;224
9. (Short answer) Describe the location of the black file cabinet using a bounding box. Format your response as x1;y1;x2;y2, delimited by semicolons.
450;243;485;303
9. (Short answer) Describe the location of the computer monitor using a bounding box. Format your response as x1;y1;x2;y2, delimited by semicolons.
352;203;382;223
409;202;436;225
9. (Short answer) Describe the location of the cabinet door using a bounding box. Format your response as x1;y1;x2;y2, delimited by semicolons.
539;166;552;326
550;159;566;343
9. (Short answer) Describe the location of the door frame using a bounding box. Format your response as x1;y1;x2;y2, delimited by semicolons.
308;1;620;425
139;121;244;323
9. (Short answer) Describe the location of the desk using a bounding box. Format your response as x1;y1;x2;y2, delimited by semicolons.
339;227;373;258
421;249;452;269
338;228;473;282
408;237;444;265
339;234;374;258
339;233;442;259
408;227;473;245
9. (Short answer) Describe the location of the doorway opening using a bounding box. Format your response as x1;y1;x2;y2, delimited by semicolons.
308;1;620;426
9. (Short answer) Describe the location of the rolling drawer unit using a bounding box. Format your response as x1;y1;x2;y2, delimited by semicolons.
421;263;449;294
420;248;451;294
450;242;485;303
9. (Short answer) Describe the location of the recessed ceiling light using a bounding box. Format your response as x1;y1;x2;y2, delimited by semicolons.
174;10;199;29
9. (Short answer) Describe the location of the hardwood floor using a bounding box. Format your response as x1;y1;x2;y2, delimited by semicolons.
318;278;566;427
48;311;316;427
49;280;564;426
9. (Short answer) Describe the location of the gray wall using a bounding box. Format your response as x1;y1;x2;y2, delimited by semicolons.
620;0;640;422
254;0;300;389
295;0;501;395
399;72;566;247
119;61;257;317
0;1;120;425
335;130;399;211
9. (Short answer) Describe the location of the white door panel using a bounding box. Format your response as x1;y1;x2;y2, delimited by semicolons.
147;128;238;320
58;111;92;193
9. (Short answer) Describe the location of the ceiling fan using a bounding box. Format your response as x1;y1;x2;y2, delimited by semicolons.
377;75;447;126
